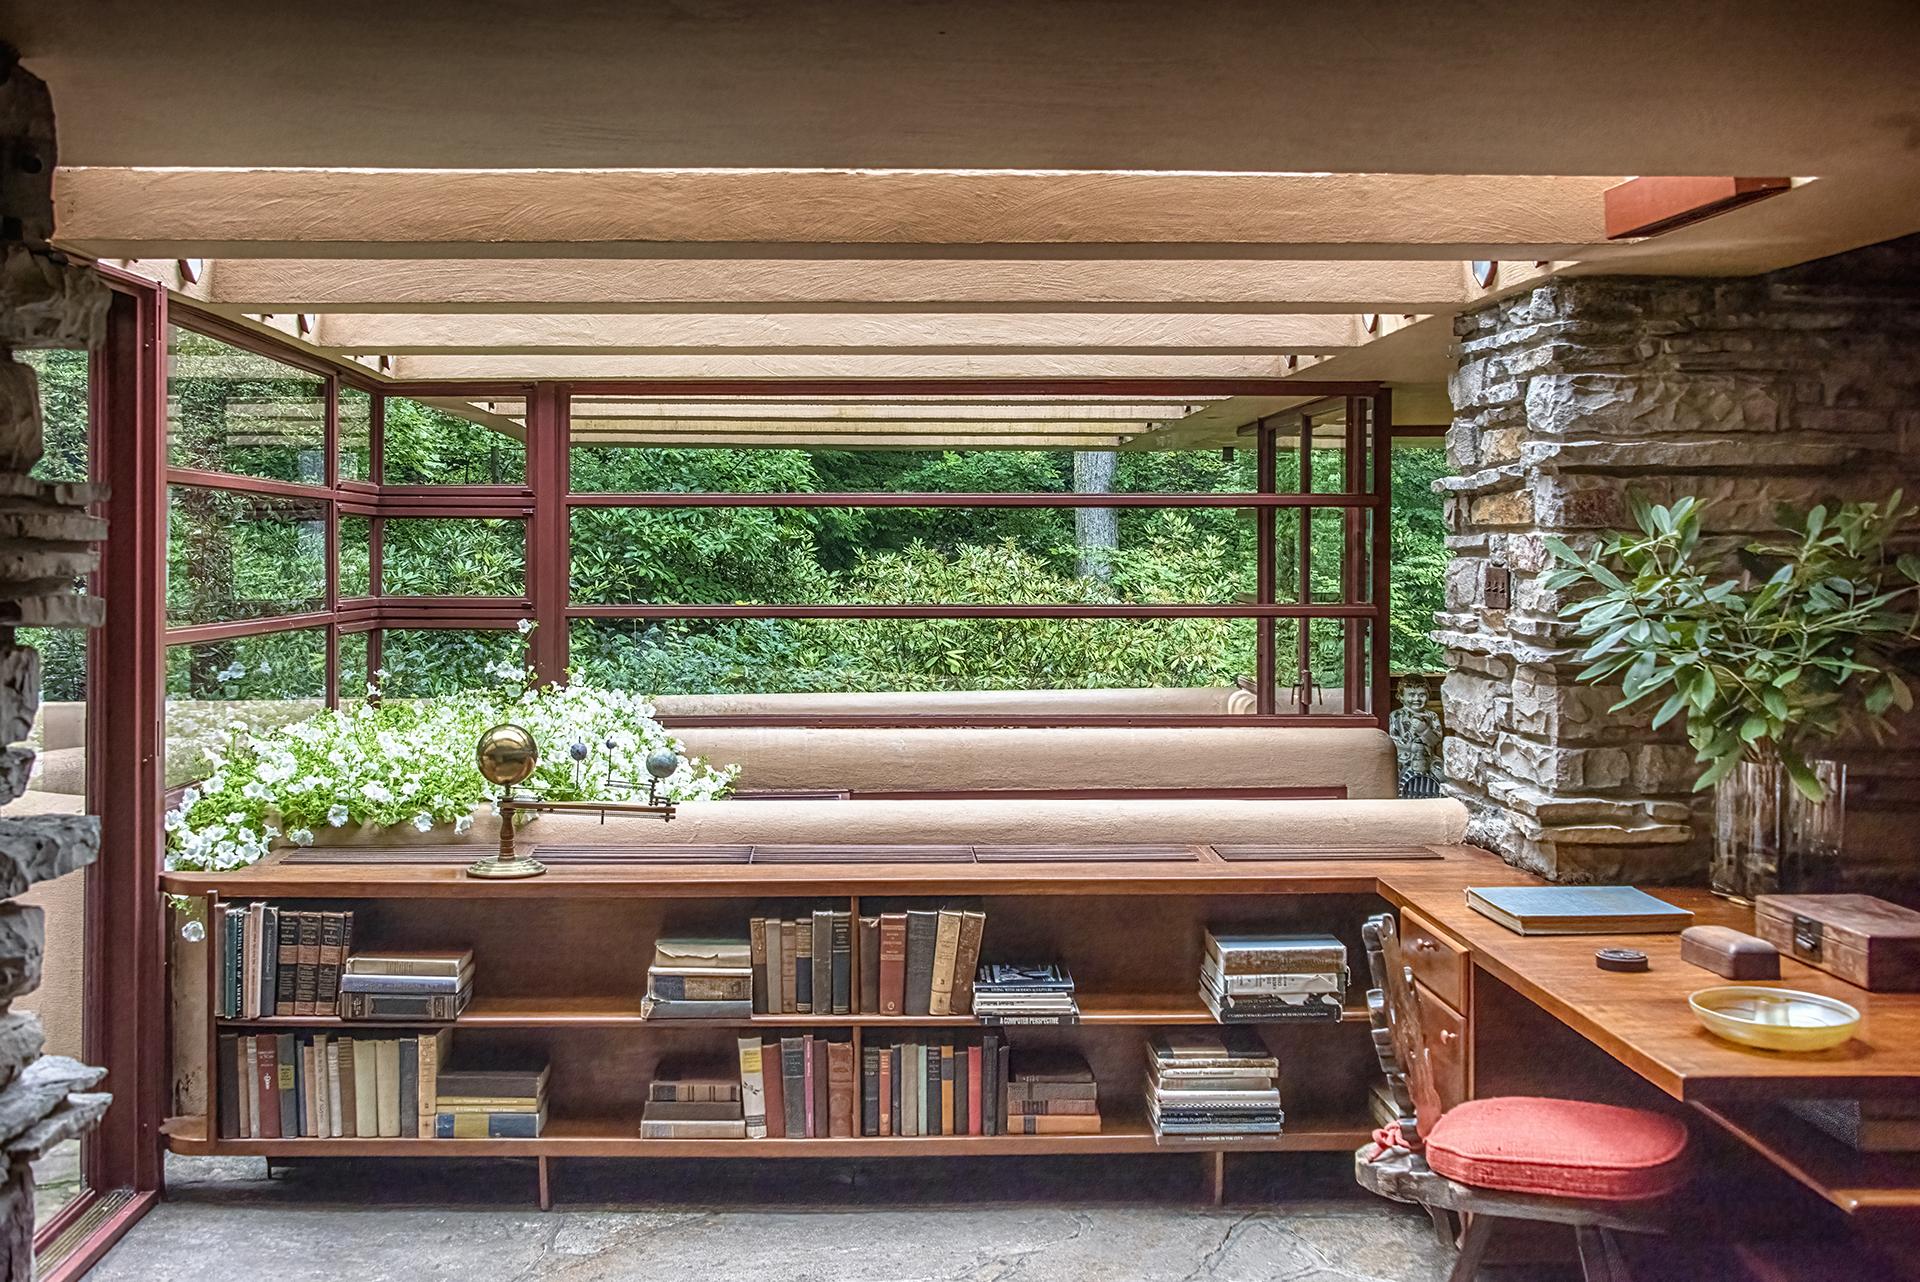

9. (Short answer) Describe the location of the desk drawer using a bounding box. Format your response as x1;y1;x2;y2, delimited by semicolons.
1415;979;1469;1111
1402;907;1470;1013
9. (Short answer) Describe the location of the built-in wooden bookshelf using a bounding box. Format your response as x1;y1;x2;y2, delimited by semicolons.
164;848;1441;1207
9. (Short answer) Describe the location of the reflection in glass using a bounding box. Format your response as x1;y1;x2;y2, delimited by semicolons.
167;487;327;625
165;628;328;785
339;516;372;597
384;397;526;485
339;385;373;483
167;326;326;482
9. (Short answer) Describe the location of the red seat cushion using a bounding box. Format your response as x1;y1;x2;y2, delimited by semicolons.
1424;1097;1691;1202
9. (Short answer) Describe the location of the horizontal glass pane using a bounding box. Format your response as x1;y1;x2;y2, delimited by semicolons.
383;396;526;485
570;617;1257;699
1391;444;1449;674
339;516;372;597
381;518;526;597
339;384;373;483
377;629;524;698
570;506;1255;605
568;443;1258;495
167;486;326;625
20;349;88;484
165;628;328;785
167;326;326;482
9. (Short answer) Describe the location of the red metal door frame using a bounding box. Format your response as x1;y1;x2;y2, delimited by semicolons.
36;269;169;1279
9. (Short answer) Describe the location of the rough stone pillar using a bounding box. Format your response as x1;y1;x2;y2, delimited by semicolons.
0;49;113;1275
1437;240;1920;882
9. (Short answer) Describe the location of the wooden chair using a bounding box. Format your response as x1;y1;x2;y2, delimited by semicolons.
1354;913;1693;1282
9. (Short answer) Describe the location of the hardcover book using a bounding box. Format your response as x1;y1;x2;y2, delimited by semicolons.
903;910;939;1016
779;1037;807;1138
439;1105;546;1138
878;913;908;1014
748;917;769;1013
928;908;963;1015
344;950;473;978
780;919;799;1013
1466;885;1692;935
858;916;881;1015
294;911;322;1015
830;910;853;1016
737;1036;768;1139
827;1039;855;1138
764;914;784;1013
951;909;987;1014
810;911;832;1018
761;1039;785;1138
795;922;814;1013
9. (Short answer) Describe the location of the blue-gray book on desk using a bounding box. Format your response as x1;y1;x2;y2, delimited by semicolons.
1465;886;1693;935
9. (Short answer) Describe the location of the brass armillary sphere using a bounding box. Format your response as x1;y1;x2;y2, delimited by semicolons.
465;723;680;880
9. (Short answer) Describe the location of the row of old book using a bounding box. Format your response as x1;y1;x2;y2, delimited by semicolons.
214;1031;551;1140
1200;931;1349;1023
638;1037;1100;1139
747;904;990;1017
214;903;354;1019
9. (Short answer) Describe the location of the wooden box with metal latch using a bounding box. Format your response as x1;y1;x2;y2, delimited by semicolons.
1753;894;1920;992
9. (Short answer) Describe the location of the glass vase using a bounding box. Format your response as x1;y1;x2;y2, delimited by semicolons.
1710;757;1847;901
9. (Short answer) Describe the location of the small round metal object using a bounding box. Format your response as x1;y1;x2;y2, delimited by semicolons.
645;748;681;781
569;741;590;762
1596;947;1650;973
476;724;539;787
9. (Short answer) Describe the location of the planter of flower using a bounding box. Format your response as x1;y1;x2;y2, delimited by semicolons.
165;683;735;873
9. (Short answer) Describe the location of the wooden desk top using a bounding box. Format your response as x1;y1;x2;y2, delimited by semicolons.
164;840;1920;1098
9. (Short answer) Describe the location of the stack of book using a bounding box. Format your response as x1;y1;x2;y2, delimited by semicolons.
749;903;986;1017
642;937;752;1019
214;902;352;1018
858;1032;1009;1137
1003;1050;1100;1135
338;949;474;1021
971;962;1079;1025
1200;930;1348;1023
216;1028;451;1139
640;1055;746;1139
433;1051;550;1138
1146;1030;1283;1138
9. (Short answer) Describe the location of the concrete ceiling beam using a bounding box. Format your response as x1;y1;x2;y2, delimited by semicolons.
55;167;1617;258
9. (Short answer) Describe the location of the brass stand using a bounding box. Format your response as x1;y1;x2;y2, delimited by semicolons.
467;809;547;879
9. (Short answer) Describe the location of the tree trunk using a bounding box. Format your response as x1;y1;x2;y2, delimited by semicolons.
1073;450;1117;581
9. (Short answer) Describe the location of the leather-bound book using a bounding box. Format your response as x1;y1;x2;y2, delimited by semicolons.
779;1037;807;1138
780;919;799;1013
317;911;350;1010
924;1039;943;1136
765;915;784;1014
858;917;880;1014
904;911;939;1016
737;1037;768;1139
953;1042;968;1137
878;1045;893;1136
928;909;963;1015
810;911;833;1017
811;1037;830;1139
217;1033;239;1139
828;1040;855;1138
761;1039;785;1138
274;910;299;1015
861;1044;881;1136
966;1044;983;1135
294;912;322;1015
795;921;814;1014
951;910;987;1015
878;914;908;1015
830;911;853;1016
748;917;769;1014
980;1033;999;1137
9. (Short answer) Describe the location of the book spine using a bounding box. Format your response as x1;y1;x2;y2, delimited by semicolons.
339;990;470;1021
260;906;278;1020
646;973;751;1002
340;972;472;995
940;1043;955;1135
811;1037;829;1140
418;1029;442;1139
880;1046;894;1137
1204;969;1346;995
793;920;812;1013
216;1033;238;1139
827;1039;854;1139
951;910;986;1015
349;1036;370;1136
953;1040;969;1136
981;1033;999;1137
857;916;880;1015
810;911;832;1019
242;905;260;1020
878;913;907;1015
861;1045;881;1136
294;911;321;1015
241;1036;257;1138
903;911;938;1016
778;919;796;1014
748;917;768;1014
924;1040;942;1137
1007;1098;1100;1115
779;1037;807;1138
737;1037;768;1139
375;1040;401;1138
756;1038;784;1139
967;1045;983;1136
437;1110;544;1139
1013;1114;1101;1135
401;1038;419;1136
318;911;348;1011
830;910;852;1016
274;910;299;1015
326;1037;344;1138
299;1038;315;1139
928;909;962;1016
996;1043;1010;1137
901;1044;918;1137
345;955;471;978
275;1032;296;1137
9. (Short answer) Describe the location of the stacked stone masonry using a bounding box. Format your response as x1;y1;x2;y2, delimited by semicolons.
0;50;112;1278
1440;238;1920;882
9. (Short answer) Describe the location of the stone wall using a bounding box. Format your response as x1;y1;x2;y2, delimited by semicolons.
0;50;111;1277
1439;238;1920;882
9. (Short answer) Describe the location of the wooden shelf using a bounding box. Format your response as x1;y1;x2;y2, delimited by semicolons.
214;993;1368;1030
165;1110;1372;1159
1692;1101;1920;1219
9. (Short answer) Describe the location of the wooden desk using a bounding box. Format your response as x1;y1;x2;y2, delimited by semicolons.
1379;865;1920;1221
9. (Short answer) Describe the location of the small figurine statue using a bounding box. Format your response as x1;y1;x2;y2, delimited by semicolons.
1388;678;1445;798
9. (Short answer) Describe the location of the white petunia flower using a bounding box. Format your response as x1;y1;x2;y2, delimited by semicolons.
326;804;350;827
288;828;314;847
412;813;433;833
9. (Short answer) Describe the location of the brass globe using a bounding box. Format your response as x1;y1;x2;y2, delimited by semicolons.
476;724;539;788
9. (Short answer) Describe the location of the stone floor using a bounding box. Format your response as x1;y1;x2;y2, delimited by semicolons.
87;1152;1541;1282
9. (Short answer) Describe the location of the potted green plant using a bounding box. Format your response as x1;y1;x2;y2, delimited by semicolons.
1543;493;1920;899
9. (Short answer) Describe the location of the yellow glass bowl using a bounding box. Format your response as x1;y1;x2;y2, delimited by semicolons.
1688;985;1861;1052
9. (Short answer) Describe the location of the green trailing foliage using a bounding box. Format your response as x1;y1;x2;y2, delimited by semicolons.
1544;494;1920;801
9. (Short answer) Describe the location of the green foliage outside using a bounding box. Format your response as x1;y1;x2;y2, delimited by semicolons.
1545;494;1920;800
